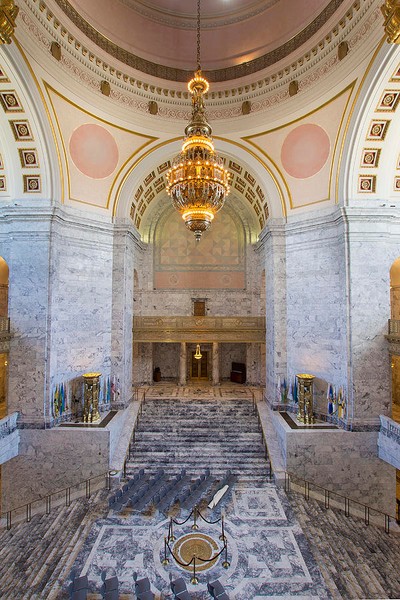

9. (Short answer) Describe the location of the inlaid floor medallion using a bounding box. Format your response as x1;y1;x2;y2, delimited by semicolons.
172;532;220;572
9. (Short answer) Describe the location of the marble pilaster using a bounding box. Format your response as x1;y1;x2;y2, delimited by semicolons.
179;342;187;385
258;220;287;402
212;341;219;385
111;222;143;406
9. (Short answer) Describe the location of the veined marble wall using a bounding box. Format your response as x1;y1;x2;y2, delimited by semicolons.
260;207;397;428
0;211;52;426
111;224;143;406
258;222;287;402
284;210;348;417
345;208;400;427
274;411;395;514
0;208;142;425
153;343;180;380
220;343;246;380
1;428;109;511
48;211;114;422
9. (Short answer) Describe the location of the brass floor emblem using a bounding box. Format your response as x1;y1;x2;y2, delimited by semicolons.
173;533;219;572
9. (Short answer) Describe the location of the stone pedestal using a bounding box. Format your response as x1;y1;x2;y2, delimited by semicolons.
296;373;315;424
83;372;101;423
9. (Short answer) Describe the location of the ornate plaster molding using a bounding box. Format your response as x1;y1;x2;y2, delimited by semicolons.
18;0;378;120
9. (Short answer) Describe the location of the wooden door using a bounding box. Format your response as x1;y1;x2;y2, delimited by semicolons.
191;351;208;379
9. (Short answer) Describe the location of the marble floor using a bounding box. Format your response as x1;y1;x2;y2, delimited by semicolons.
69;481;330;599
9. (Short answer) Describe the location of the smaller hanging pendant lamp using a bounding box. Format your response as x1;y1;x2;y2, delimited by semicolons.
194;344;202;360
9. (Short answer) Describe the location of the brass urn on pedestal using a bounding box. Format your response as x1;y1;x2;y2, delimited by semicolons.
83;372;101;423
296;373;315;424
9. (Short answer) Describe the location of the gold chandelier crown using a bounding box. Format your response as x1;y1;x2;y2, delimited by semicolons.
166;1;230;242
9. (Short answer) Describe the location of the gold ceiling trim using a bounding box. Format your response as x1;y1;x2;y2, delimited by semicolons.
44;82;157;208
335;36;387;203
51;0;346;83
112;136;286;222
244;83;355;210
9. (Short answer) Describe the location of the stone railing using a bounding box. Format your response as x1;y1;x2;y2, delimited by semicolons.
133;316;266;343
378;415;400;470
0;412;20;465
0;411;18;439
379;415;400;442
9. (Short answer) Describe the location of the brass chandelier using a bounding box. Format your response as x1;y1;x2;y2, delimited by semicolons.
166;0;230;242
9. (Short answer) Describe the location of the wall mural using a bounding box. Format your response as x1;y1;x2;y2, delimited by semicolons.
154;206;245;290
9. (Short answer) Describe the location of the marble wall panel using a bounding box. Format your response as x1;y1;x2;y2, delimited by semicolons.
284;213;348;418
1;427;109;510
153;342;180;379
48;215;114;422
345;210;400;426
111;227;140;404
220;343;246;380
3;219;51;426
259;223;287;401
273;412;395;513
133;342;153;385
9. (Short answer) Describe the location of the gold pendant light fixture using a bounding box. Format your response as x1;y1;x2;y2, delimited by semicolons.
166;0;230;242
194;344;202;360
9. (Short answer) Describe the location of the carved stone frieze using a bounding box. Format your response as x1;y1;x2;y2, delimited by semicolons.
133;316;266;343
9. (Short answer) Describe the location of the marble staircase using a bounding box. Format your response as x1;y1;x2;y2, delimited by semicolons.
288;489;400;600
0;489;108;600
126;397;270;481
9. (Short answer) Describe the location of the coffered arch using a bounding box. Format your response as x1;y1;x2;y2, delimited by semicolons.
0;43;61;203
112;137;287;239
340;41;400;204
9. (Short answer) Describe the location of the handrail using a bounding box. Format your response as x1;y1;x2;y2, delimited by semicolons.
1;470;112;530
122;388;146;479
284;471;398;533
2;390;147;530
255;405;273;480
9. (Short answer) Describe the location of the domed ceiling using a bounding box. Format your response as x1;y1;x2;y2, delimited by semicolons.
58;0;346;80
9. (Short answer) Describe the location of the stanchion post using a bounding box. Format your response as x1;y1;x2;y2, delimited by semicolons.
169;518;176;542
222;541;230;569
162;537;170;565
191;505;199;530
385;514;390;534
219;514;225;541
191;556;199;585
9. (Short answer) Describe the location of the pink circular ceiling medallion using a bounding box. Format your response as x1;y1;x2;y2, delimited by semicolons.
69;124;119;179
281;124;330;179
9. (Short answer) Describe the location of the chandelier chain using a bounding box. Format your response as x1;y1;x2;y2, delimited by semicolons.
197;0;201;69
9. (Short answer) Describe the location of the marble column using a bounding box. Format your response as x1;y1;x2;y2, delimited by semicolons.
179;342;187;385
212;342;220;386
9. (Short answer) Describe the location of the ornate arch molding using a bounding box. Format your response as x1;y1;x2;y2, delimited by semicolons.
112;138;287;239
339;42;400;203
113;138;286;241
0;42;60;202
